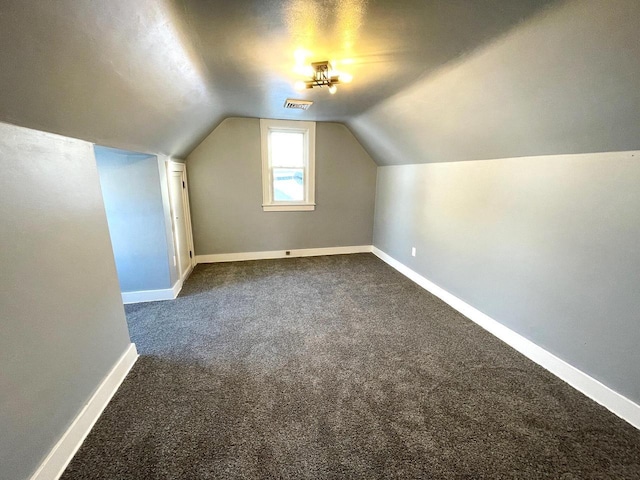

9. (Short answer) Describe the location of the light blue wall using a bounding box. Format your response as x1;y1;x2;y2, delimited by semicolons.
94;146;172;292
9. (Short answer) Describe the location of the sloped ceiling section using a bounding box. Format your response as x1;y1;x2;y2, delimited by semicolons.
1;1;637;162
0;0;222;158
350;0;640;165
174;0;555;123
0;0;557;158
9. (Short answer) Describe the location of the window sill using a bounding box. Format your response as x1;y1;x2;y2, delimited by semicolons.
262;204;316;212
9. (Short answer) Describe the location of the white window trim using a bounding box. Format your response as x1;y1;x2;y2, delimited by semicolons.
260;118;316;212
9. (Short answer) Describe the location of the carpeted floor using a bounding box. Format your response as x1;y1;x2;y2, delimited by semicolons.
62;254;640;479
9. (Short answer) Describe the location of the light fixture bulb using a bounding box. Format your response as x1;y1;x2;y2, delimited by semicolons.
294;81;306;91
294;48;310;64
328;84;337;94
339;73;353;83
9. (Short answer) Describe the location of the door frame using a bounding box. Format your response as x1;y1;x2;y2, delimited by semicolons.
167;161;196;281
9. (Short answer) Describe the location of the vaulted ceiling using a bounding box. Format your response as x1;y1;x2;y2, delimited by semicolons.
1;0;638;164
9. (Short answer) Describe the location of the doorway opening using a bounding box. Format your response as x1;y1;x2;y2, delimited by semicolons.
94;146;194;303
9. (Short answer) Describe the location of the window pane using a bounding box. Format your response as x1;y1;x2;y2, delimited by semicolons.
273;168;304;201
270;131;304;167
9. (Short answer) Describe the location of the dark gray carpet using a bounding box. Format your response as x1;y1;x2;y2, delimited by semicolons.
63;254;640;479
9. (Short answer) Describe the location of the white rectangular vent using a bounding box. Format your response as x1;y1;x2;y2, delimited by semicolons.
284;99;313;110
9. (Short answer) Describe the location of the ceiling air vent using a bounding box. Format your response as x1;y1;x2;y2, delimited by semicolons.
283;99;313;110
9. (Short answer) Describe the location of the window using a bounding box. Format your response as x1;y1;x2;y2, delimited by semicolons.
260;119;316;211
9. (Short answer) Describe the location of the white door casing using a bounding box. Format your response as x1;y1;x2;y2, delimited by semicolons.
167;161;195;282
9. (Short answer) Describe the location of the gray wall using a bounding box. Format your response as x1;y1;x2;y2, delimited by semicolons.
94;146;172;292
350;0;640;165
374;151;640;404
187;118;377;254
0;122;132;480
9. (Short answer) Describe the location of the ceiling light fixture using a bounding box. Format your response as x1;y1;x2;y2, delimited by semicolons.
295;61;351;93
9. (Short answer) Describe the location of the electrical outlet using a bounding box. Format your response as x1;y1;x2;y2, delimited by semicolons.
411;247;416;257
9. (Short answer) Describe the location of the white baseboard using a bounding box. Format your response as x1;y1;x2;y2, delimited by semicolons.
121;264;195;304
122;287;175;304
180;263;195;286
122;279;183;304
30;343;139;480
372;247;640;430
172;277;184;298
196;245;373;264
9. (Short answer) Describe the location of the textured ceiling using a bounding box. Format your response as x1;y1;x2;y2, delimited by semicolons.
0;0;555;159
174;0;555;121
350;0;640;164
1;0;638;163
